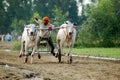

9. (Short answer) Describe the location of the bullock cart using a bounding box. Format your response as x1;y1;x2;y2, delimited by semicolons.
20;22;76;63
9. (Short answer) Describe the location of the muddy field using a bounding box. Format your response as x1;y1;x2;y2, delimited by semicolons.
0;42;120;80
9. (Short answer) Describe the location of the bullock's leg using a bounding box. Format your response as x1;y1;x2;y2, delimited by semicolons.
30;47;36;64
19;50;23;57
37;45;41;59
38;53;41;59
24;55;28;63
58;48;61;63
19;42;23;57
37;48;41;59
19;41;25;57
37;37;41;59
67;45;73;64
57;39;62;63
24;45;28;63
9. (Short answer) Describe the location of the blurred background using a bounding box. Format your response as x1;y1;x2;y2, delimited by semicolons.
0;0;120;47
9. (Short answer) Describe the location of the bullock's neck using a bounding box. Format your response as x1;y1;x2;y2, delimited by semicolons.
66;34;72;41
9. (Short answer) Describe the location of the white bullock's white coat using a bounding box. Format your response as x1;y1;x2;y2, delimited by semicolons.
19;24;39;63
57;21;76;63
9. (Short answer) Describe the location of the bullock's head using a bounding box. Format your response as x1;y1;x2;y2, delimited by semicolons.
25;24;37;41
65;21;74;36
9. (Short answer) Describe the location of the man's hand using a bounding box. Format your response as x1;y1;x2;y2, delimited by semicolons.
33;17;38;21
48;26;52;31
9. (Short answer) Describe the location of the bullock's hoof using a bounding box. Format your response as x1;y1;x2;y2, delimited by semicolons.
28;52;32;55
52;53;55;56
24;58;28;63
55;53;58;58
70;57;72;64
67;56;72;64
38;54;41;59
24;57;28;63
19;55;22;58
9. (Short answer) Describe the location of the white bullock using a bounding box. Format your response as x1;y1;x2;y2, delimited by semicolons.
57;21;77;63
19;24;40;64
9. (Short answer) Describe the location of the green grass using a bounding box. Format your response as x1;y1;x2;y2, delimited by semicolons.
12;42;21;50
63;48;120;59
1;41;120;59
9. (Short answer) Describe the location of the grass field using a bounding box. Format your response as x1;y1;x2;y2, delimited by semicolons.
64;48;120;59
0;42;120;59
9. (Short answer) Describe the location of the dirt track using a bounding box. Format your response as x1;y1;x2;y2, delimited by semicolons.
0;42;120;80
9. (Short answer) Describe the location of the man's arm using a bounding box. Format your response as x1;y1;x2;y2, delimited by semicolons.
33;17;42;24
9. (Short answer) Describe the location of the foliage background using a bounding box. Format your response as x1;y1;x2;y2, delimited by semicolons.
0;0;120;47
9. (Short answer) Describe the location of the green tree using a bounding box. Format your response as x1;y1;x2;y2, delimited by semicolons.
33;0;78;23
52;6;69;26
6;0;32;20
3;0;32;32
79;0;118;47
113;0;120;46
10;18;25;35
0;0;81;34
0;0;7;33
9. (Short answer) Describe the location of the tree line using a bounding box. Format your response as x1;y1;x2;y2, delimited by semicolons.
0;0;120;47
0;0;80;34
77;0;120;47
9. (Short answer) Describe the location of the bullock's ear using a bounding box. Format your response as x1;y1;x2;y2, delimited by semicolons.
33;17;39;23
74;26;78;30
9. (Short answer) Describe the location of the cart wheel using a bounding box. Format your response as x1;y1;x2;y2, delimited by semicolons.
58;49;61;63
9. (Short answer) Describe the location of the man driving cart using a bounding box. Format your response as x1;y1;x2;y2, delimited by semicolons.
34;16;55;56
